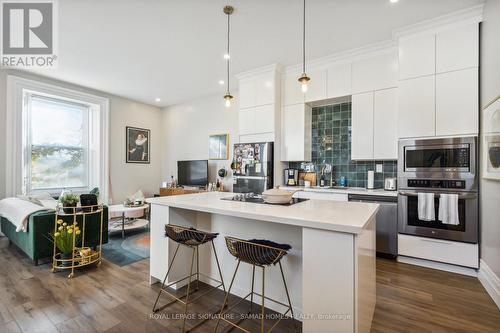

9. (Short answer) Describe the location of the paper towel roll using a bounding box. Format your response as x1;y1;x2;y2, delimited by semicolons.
367;170;374;189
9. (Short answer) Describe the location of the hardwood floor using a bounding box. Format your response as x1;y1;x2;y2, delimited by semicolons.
0;236;499;333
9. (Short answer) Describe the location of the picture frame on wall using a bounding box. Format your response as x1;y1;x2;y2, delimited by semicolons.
126;126;150;164
482;95;500;180
209;133;229;160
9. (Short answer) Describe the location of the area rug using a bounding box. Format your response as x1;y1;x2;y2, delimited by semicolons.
102;228;150;266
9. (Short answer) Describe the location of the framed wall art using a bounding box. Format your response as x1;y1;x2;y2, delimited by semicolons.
126;126;150;164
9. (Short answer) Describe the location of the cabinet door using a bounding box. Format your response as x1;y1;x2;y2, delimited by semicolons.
282;74;304;106
281;104;305;161
253;104;275;134
305;68;327;103
398;76;435;138
436;68;478;136
238;108;255;135
374;88;398;159
239;78;257;109
255;72;276;106
326;63;351;98
436;24;478;74
352;92;374;160
399;34;435;80
351;52;398;94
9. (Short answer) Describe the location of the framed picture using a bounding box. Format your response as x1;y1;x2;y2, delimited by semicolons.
126;126;150;164
209;134;229;160
482;95;500;180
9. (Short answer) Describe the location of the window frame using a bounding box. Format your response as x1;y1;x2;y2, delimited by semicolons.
6;76;110;203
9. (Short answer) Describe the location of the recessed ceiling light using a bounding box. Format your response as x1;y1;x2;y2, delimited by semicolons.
390;0;399;3
223;53;231;60
218;80;225;85
155;98;161;102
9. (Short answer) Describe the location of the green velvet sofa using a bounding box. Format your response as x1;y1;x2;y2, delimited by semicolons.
0;207;108;265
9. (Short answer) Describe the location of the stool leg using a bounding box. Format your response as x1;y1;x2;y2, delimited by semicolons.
153;243;181;312
214;259;241;333
279;261;297;333
196;246;200;291
182;246;197;333
211;240;227;295
250;264;256;313
261;267;265;333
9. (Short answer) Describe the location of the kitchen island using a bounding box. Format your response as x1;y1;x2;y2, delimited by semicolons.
147;192;378;333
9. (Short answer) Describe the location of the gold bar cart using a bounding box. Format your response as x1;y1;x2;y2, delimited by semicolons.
51;204;104;278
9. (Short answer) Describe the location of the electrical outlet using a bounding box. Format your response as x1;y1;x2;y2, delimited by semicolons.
376;164;383;173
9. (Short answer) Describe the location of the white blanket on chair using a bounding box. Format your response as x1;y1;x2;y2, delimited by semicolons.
0;197;55;232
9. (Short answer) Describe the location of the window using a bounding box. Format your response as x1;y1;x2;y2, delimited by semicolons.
26;94;90;192
6;76;109;202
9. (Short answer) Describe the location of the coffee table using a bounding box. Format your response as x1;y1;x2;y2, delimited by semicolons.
108;204;149;238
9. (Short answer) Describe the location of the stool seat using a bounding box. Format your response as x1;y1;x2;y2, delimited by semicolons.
226;237;291;266
165;224;218;246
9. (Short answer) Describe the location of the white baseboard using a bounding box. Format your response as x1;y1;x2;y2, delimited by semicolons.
478;259;500;309
397;255;478;277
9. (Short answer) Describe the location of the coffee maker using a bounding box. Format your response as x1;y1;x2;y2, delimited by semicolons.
284;169;299;186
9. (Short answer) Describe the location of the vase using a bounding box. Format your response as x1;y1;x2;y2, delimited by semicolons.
60;252;73;267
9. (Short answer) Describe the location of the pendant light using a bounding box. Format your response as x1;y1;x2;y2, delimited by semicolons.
223;5;234;108
298;0;310;93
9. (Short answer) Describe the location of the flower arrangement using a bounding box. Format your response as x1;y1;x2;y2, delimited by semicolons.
51;219;81;254
59;193;79;213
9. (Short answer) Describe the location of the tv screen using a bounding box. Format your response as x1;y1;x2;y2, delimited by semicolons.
177;160;208;187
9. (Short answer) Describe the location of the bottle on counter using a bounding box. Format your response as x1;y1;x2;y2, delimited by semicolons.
320;171;325;187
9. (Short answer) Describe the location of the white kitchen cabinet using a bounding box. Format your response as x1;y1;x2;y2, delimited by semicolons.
436;68;478;136
239;72;276;109
399;34;435;80
351;51;398;94
398;75;436;138
238;104;275;136
373;88;398;159
282;73;304;106
351;92;374;160
305;68;327;103
436;24;479;74
281;103;311;161
297;191;348;202
326;63;352;99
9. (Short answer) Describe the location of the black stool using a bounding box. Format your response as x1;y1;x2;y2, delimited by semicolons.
214;236;296;333
153;224;226;332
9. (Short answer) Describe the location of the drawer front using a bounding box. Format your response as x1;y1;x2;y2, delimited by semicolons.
299;191;348;202
398;234;478;268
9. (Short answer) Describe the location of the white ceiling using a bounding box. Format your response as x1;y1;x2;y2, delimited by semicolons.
29;0;483;107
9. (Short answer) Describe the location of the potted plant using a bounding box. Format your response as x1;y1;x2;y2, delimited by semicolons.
59;193;79;214
51;219;82;266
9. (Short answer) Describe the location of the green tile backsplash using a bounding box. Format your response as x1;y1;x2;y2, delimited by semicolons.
289;102;397;189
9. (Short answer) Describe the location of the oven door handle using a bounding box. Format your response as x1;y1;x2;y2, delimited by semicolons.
398;191;477;199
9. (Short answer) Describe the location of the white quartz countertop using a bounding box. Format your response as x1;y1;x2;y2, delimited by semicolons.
146;192;379;234
279;185;398;197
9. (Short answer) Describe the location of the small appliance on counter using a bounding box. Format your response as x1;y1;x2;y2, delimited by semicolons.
284;168;299;186
384;177;397;191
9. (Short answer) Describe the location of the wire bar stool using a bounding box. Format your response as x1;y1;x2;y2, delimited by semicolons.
153;224;227;333
214;236;297;333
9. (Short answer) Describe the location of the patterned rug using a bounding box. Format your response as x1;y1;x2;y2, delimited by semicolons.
102;228;149;266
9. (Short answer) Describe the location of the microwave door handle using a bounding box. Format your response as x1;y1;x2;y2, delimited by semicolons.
398;191;477;199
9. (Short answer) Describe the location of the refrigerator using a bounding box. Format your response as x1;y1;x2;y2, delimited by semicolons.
232;142;273;194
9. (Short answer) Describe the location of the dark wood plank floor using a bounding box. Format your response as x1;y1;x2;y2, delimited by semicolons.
0;236;499;333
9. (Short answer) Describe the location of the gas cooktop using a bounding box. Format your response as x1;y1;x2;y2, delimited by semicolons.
221;193;309;206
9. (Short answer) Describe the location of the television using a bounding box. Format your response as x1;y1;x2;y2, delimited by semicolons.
177;160;208;187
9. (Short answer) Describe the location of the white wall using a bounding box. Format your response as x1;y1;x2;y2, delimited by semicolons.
161;93;239;191
480;0;500;278
0;70;162;204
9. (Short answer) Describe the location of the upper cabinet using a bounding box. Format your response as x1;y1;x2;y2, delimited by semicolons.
281;103;311;161
399;34;435;80
373;88;398;159
436;23;479;73
351;92;374;160
326;63;352;99
351;51;398;94
239;71;276;109
304;68;327;103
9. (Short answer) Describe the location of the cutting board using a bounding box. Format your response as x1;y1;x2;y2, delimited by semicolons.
299;172;317;186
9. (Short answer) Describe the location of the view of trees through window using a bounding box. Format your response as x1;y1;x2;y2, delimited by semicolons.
29;95;88;190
